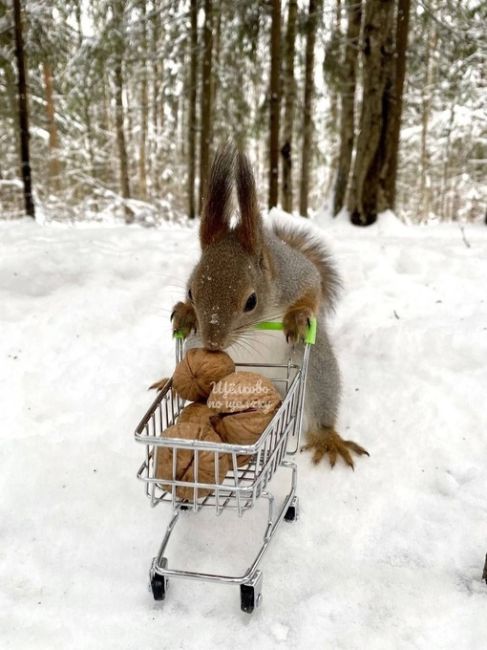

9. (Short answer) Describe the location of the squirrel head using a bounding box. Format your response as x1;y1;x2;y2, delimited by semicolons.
188;144;274;351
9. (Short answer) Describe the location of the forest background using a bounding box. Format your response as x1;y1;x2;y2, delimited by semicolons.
1;0;485;226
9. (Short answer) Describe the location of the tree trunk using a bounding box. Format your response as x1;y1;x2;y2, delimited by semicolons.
188;0;198;219
280;0;297;213
347;0;395;226
332;0;362;216
299;0;322;217
138;0;148;199
324;0;341;197
151;1;162;193
419;20;436;222
12;0;35;218
112;0;133;223
199;0;213;213
212;3;221;122
42;61;61;194
268;0;281;209
379;0;411;210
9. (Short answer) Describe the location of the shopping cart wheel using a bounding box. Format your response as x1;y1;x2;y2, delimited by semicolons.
284;496;299;522
150;557;168;601
240;570;263;614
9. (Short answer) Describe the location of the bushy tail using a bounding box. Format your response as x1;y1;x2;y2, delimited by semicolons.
272;221;341;311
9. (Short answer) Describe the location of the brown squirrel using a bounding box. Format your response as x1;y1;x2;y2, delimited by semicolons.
168;143;368;468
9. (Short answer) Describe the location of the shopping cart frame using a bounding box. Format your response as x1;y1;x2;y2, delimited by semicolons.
134;320;316;613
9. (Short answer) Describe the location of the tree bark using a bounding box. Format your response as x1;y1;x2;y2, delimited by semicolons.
324;0;341;197
379;0;411;210
299;0;322;217
199;0;213;213
332;0;362;216
112;0;133;223
347;0;395;226
419;19;436;222
138;0;148;199
42;61;61;194
268;0;281;210
150;1;162;192
188;0;198;219
12;0;35;218
280;0;297;213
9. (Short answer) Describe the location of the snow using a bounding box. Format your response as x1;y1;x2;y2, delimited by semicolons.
1;216;486;649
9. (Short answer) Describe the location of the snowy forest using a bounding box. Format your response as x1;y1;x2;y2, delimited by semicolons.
3;1;487;645
1;0;485;225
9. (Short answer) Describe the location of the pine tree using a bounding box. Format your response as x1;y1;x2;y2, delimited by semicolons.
199;0;213;212
333;0;362;216
299;0;323;217
379;0;411;210
12;0;35;218
111;0;133;223
268;0;281;209
188;0;199;219
347;0;395;226
280;0;297;213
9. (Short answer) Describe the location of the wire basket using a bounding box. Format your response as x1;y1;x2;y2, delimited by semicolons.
135;346;308;516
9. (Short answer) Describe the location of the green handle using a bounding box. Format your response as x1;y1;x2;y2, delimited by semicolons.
174;318;317;345
255;318;317;345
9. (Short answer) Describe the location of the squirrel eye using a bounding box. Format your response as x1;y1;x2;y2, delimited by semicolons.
187;288;193;302
244;292;257;312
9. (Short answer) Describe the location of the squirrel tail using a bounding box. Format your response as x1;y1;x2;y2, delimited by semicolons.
272;221;341;311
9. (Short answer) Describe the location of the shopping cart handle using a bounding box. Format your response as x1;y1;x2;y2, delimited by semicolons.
174;318;317;345
254;318;317;345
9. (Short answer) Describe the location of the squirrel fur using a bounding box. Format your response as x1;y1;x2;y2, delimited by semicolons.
171;143;368;468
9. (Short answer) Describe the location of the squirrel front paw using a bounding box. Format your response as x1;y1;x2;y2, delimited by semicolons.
283;307;313;343
171;301;198;338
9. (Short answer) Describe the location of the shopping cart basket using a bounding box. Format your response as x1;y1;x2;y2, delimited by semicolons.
134;319;316;613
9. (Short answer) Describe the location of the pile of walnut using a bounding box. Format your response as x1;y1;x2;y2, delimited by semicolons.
154;348;282;500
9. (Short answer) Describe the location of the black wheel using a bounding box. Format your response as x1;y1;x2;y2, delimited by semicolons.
151;574;167;601
149;557;168;601
482;553;487;584
284;505;297;521
284;497;299;522
240;584;256;614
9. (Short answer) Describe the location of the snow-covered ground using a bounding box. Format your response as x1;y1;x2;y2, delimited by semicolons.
1;215;486;649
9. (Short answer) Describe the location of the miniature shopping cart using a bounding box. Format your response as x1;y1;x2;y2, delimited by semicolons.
134;320;316;613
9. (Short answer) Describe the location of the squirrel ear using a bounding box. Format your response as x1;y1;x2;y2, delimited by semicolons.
235;150;263;255
200;143;237;249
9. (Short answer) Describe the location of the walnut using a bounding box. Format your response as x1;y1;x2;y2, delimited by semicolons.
207;371;281;414
172;348;235;402
154;423;229;500
177;402;217;426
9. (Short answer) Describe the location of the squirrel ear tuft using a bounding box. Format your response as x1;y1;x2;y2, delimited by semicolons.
200;142;237;249
235;150;263;255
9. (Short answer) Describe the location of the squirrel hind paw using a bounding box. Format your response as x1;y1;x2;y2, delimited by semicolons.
300;428;369;469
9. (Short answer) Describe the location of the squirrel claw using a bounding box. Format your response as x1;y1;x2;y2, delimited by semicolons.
283;307;314;344
301;428;369;469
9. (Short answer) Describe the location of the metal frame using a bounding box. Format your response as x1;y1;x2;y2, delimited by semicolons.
134;330;313;611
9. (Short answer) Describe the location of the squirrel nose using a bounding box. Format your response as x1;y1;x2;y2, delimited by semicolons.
206;341;221;351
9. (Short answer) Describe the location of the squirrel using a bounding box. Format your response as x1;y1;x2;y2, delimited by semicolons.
165;143;368;468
